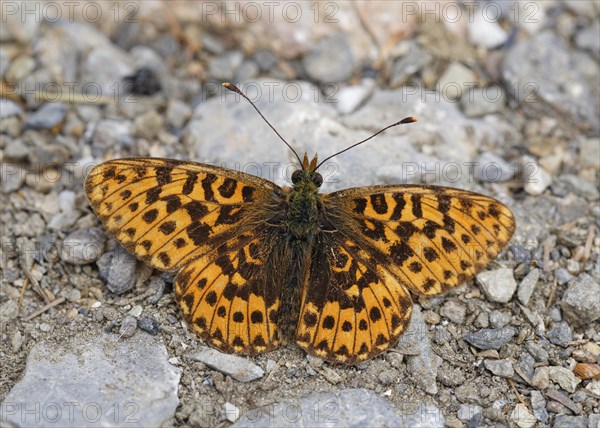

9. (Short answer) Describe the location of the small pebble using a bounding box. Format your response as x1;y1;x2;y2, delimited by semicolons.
561;274;600;326
303;33;354;83
510;403;536;428
484;359;515;378
60;228;106;265
24;103;67;130
464;327;517;350
517;268;540;305
138;317;160;335
119;316;137;338
476;268;517;303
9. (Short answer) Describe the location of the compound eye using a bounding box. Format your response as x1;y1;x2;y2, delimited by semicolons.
291;170;302;184
312;173;323;187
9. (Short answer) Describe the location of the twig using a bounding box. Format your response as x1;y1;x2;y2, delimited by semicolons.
18;276;29;308
542;238;553;272
23;297;66;321
546;277;557;309
24;268;51;304
582;225;596;262
507;379;527;407
351;2;381;51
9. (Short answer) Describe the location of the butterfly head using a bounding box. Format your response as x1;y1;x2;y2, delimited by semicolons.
291;153;323;189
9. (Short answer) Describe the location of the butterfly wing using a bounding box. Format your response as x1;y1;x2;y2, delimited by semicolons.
86;158;286;354
296;184;515;364
326;185;515;295
175;226;284;354
85;158;282;271
295;233;413;364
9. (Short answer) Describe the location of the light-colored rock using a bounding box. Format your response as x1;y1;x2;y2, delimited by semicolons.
477;268;517;303
518;268;540;305
1;333;180;427
188;347;264;382
511;403;536;428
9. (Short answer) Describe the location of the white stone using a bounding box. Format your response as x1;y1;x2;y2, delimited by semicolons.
468;13;509;49
511;403;536;428
518;268;540;305
477;268;517;303
224;402;240;423
335;79;375;115
438;62;477;100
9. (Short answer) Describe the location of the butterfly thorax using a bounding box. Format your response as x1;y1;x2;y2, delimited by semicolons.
286;168;323;239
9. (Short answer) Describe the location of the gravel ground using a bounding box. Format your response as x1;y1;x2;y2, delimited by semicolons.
1;2;599;427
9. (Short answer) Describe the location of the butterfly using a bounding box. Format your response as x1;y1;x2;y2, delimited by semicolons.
85;83;515;365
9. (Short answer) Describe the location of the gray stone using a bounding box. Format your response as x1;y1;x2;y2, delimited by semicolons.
0;333;180;427
0;98;24;117
461;87;507;117
303;33;354;83
1;163;25;193
518;268;540;305
390;42;432;87
561;274;600;326
335;79;375;115
575;21;600;53
553;415;588;428
83;46;134;95
561;174;600;201
483;359;515;378
188;347;264;382
548;366;582;393
233;389;443;428
467;12;508;49
523;161;552;196
515;352;535;381
404;306;443;395
437;62;477;100
579;138;600;169
92;119;133;154
548;321;573;347
439;300;466;324
0;48;9;77
476;268;517;303
102;246;138;295
209;51;244;81
525;341;549;363
235;60;259;82
503;31;598;131
166;99;192;129
119;315;137;338
555;268;574;285
253;50;277;72
464;327;517;350
138;317;159;335
530;390;548;423
489;310;511;329
24;103;67;130
60;227;106;265
473;152;514;182
457;403;482;422
5;55;35;82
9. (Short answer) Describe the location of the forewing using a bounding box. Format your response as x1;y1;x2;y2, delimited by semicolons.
296;234;413;364
325;185;515;295
175;227;282;354
85;158;281;271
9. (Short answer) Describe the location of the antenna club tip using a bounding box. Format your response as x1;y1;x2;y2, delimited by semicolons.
223;82;242;94
400;116;417;124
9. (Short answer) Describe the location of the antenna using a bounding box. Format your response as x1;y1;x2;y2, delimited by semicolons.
315;116;417;170
222;83;303;167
